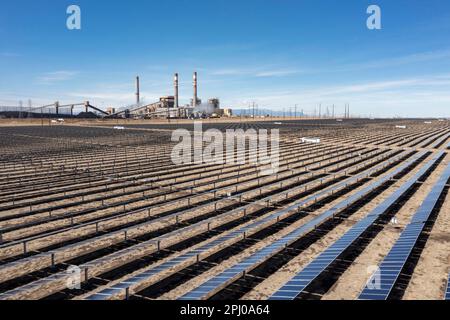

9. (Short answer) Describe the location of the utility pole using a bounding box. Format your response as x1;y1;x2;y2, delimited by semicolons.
167;102;170;123
28;99;32;118
319;104;322;119
18;100;23;119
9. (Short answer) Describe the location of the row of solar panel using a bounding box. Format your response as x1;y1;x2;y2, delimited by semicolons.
84;151;405;300
1;144;360;279
0;142;339;249
430;133;450;149
3;146;356;299
359;159;450;300
421;130;450;148
85;151;416;300
415;130;445;148
178;152;425;300
269;151;442;300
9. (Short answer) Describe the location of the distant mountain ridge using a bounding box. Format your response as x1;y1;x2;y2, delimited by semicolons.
232;108;305;117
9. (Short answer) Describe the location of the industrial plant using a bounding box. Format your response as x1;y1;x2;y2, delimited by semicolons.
0;72;232;120
117;72;232;119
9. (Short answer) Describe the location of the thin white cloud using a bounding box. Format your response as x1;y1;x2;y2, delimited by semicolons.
37;71;79;84
255;70;300;77
361;49;450;69
223;74;450;117
304;49;450;75
194;43;259;53
211;69;249;76
211;67;300;78
69;92;135;101
67;91;161;107
0;52;21;58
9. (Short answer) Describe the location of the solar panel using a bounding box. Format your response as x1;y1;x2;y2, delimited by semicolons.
82;151;417;300
359;160;450;300
6;151;390;299
269;152;443;300
445;274;450;300
179;152;427;300
0;147;392;253
420;131;450;148
430;133;450;149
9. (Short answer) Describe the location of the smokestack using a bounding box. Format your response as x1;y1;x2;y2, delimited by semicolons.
136;76;140;105
174;73;179;109
193;72;198;107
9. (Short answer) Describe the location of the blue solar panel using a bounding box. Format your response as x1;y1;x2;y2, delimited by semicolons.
445;274;450;300
81;150;418;301
359;160;450;300
179;152;427;300
0;145;334;249
82;151;416;300
269;152;443;300
1;151;422;302
420;132;450;148
430;133;450;148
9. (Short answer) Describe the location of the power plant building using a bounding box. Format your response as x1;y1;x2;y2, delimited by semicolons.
122;72;230;119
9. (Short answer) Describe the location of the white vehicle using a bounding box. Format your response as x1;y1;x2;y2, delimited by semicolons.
113;126;125;130
395;125;407;129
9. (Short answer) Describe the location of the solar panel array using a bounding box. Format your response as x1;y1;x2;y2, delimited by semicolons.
422;129;450;147
178;152;426;300
269;152;443;300
0;143;334;248
2;147;368;285
359;160;450;300
84;151;415;300
430;133;450;149
445;274;450;300
418;131;446;148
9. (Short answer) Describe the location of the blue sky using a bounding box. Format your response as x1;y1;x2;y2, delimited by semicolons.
1;0;450;117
